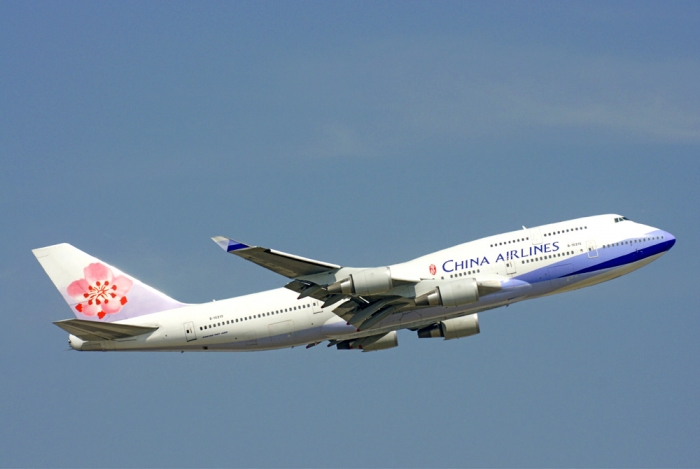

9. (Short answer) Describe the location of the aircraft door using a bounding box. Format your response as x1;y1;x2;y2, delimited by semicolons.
505;260;517;275
530;227;543;245
183;322;197;342
586;240;598;258
307;301;322;327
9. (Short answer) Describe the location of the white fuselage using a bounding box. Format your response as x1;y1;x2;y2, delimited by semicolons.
68;214;676;352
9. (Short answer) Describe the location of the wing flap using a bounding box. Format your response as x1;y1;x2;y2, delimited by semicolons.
212;236;340;278
54;319;158;341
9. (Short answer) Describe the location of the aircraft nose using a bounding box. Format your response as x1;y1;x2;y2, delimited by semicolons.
665;231;676;250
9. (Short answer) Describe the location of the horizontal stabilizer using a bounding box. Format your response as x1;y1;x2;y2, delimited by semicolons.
212;236;340;278
54;319;158;341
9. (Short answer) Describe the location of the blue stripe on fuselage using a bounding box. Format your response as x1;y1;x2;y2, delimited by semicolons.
565;238;675;277
514;237;675;284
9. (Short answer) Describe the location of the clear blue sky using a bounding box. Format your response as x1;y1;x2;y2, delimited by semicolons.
2;1;699;467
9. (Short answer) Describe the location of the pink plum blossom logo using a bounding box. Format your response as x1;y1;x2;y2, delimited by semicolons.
67;263;133;319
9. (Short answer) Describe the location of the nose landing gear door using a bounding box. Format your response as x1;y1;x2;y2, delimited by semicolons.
183;322;197;342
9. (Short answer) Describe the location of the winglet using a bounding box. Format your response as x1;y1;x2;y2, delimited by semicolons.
211;236;250;253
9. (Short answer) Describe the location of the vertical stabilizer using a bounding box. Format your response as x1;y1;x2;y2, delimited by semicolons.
33;243;186;322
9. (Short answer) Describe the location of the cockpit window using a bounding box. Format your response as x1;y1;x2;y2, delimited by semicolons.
614;216;631;223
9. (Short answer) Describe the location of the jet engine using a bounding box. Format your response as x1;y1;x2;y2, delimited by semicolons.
417;314;480;340
361;331;398;351
336;331;398;351
328;267;393;296
414;278;479;307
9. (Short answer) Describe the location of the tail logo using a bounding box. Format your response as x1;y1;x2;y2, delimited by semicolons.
66;263;133;319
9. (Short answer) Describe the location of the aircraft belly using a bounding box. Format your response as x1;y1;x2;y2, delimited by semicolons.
547;253;663;294
399;311;423;325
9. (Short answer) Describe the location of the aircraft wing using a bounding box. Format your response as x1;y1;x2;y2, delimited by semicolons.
212;236;413;331
212;236;340;278
54;319;158;341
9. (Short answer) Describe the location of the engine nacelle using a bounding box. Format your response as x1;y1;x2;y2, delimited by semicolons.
328;267;393;296
336;331;399;351
415;278;479;307
362;331;398;352
417;314;480;340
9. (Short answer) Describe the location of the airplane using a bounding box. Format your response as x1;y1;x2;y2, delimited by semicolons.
33;214;675;353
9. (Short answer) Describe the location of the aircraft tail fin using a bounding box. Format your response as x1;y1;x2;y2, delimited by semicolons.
33;243;186;322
